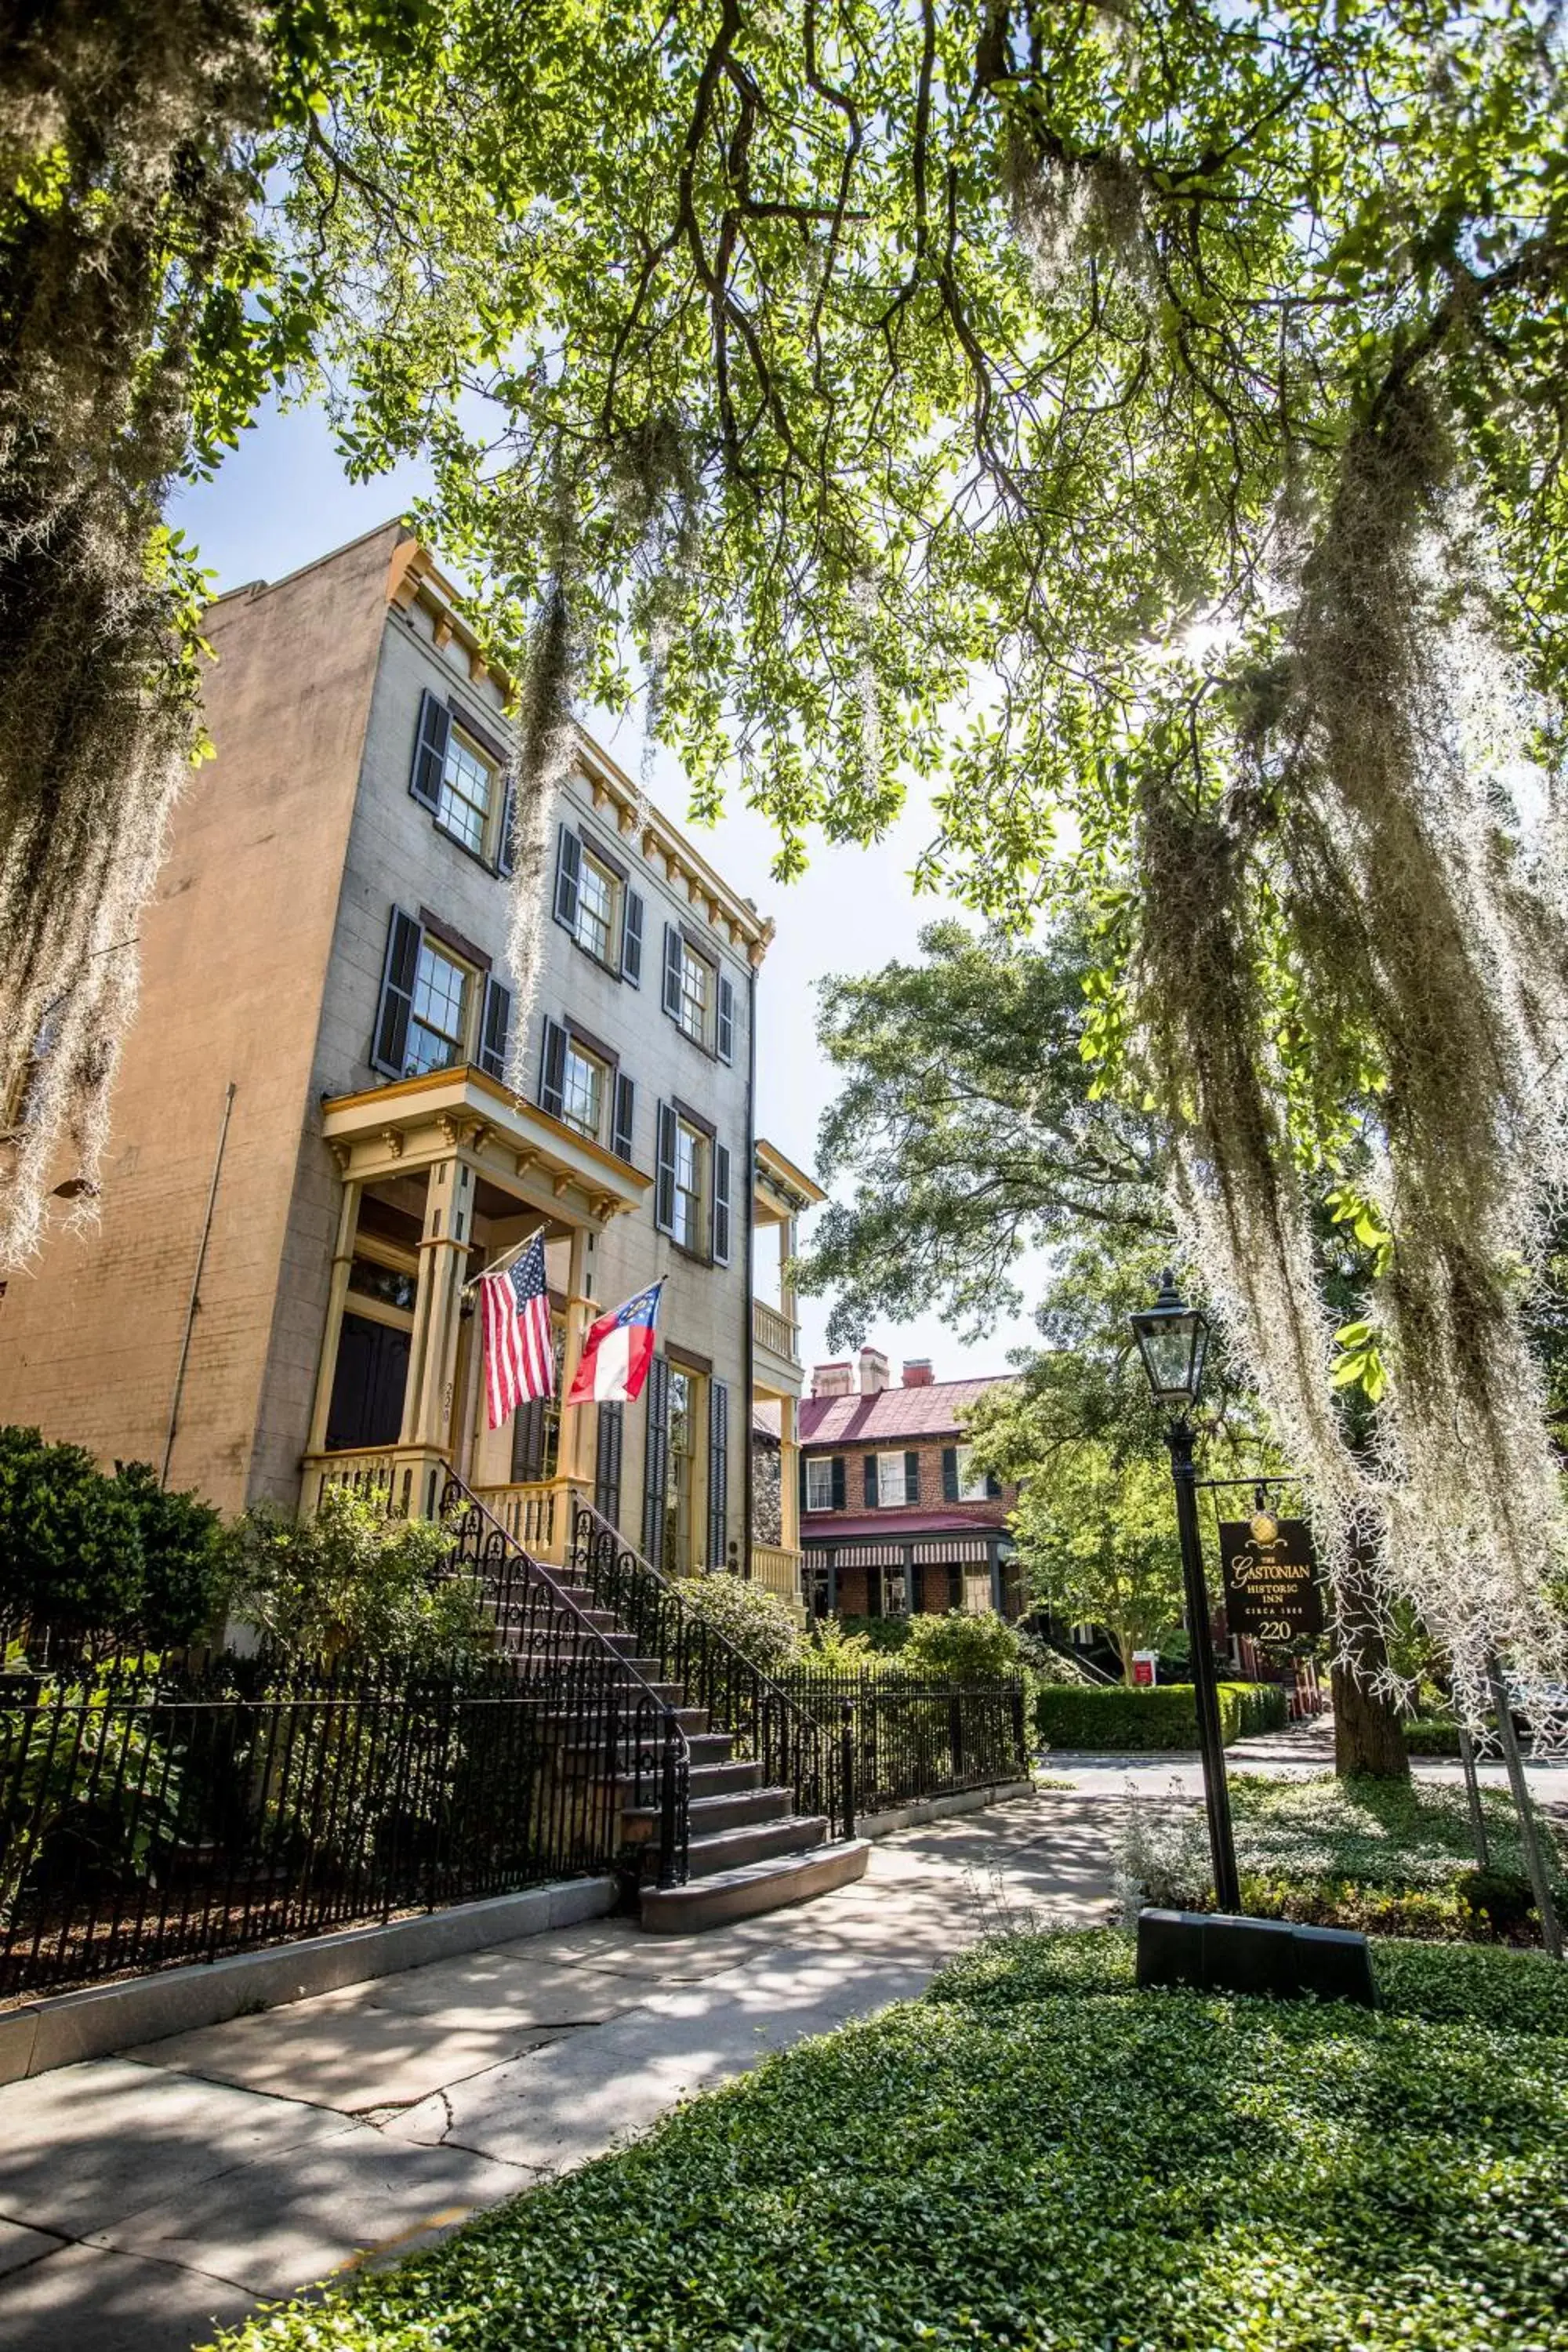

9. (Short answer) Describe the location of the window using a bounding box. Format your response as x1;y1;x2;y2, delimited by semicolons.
664;1368;697;1573
575;847;620;963
877;1450;909;1508
559;1037;608;1142
405;938;474;1075
955;1446;990;1501
437;726;496;857
678;941;711;1044
347;1258;417;1315
671;1116;706;1250
805;1457;836;1512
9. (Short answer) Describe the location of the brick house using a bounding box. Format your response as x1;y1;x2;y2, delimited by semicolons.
798;1348;1022;1621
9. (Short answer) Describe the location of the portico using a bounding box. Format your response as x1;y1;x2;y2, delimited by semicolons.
301;1063;649;1554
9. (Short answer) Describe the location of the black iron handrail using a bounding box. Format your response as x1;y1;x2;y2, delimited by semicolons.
568;1501;844;1838
441;1477;691;1886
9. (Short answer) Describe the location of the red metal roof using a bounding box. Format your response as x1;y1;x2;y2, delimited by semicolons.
800;1508;1006;1543
798;1376;1011;1444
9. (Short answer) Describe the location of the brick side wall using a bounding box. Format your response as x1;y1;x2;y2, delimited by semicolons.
0;528;398;1510
799;1433;1015;1530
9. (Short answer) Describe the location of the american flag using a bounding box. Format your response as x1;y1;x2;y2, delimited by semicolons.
477;1232;554;1429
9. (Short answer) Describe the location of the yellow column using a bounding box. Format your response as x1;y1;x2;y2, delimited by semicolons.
779;1392;800;1552
556;1222;596;1483
401;1156;471;1459
306;1178;361;1454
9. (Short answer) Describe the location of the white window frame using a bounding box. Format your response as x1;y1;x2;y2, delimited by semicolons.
672;1116;707;1252
575;845;621;964
955;1444;989;1502
677;940;713;1047
805;1457;836;1513
877;1450;909;1508
405;937;475;1075
436;724;498;858
559;1037;608;1142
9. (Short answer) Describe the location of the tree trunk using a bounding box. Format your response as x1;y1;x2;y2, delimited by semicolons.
1330;1531;1410;1780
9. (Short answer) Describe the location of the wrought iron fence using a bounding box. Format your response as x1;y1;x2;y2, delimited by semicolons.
779;1671;1030;1816
0;1487;688;2002
568;1501;840;1834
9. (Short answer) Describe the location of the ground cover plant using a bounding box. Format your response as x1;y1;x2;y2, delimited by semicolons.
1123;1773;1568;1944
206;1927;1568;2352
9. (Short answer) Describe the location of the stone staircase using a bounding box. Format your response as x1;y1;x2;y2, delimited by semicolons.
542;1553;869;1932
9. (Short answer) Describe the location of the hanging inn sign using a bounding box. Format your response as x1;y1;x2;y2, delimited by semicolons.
1218;1510;1324;1642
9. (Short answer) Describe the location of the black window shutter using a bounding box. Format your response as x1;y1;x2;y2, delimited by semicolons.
707;1379;728;1568
986;1472;1003;1500
595;1401;624;1527
539;1018;568;1117
478;976;512;1080
641;1354;670;1567
654;1101;677;1233
905;1450;920;1504
662;923;682;1018
410;691;448;811
622;889;644;986
612;1073;636;1162
717;975;735;1064
511;1397;546;1483
372;907;423;1076
829;1456;846;1511
711;1142;731;1265
553;825;582;930
942;1446;960;1504
495;774;517;877
863;1454;878;1508
798;1452;808;1515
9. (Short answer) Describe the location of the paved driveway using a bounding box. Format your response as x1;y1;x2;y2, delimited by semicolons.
0;1793;1113;2352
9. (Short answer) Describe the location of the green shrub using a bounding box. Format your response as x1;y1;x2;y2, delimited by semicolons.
803;1617;882;1671
671;1571;802;1675
1402;1716;1462;1755
837;1612;912;1653
220;1486;488;1665
895;1607;1022;1681
1454;1867;1537;1937
107;1461;225;1646
0;1424;145;1639
1036;1679;1286;1749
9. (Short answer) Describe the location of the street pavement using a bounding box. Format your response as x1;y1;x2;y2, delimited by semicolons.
0;1792;1114;2352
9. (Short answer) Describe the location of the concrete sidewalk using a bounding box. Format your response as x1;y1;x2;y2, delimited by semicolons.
0;1792;1114;2352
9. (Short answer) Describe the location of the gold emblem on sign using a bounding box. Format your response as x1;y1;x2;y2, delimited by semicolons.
1249;1512;1279;1547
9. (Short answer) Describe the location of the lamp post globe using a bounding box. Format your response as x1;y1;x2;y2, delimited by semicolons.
1131;1270;1240;1916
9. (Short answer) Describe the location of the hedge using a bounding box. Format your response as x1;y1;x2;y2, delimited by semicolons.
1036;1679;1288;1750
1403;1717;1462;1755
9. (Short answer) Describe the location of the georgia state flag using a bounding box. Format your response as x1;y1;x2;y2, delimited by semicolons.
566;1281;663;1405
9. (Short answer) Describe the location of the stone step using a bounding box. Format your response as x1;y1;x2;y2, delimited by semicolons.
683;1813;829;1879
624;1785;792;1841
641;1838;870;1933
688;1758;764;1798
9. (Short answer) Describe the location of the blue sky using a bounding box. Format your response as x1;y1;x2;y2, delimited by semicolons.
174;399;1047;1384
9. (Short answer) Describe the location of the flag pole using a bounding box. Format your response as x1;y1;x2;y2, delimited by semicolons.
461;1222;547;1298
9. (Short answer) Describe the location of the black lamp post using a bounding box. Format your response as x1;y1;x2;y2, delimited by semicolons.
1131;1270;1240;1915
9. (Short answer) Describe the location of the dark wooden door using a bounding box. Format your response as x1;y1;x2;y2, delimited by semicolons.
326;1312;411;1451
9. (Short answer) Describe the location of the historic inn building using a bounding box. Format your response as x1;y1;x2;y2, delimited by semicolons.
797;1349;1022;1622
0;524;811;1606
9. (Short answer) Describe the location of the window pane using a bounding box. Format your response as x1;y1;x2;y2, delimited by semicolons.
575;853;616;961
560;1042;604;1140
406;942;470;1074
877;1450;906;1507
805;1459;833;1512
677;943;710;1043
437;729;494;855
673;1118;705;1250
956;1445;988;1501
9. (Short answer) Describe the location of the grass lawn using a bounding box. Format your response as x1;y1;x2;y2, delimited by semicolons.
208;1931;1568;2352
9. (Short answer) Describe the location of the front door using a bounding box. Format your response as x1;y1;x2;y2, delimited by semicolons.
326;1312;412;1450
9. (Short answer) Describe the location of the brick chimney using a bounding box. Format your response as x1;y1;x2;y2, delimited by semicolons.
858;1346;890;1395
902;1359;935;1388
811;1361;854;1398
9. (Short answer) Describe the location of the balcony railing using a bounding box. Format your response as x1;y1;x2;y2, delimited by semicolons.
470;1476;576;1565
300;1445;448;1521
753;1298;800;1363
751;1543;804;1607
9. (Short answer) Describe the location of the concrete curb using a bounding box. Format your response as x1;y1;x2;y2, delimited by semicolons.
858;1779;1036;1840
0;1875;616;2087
